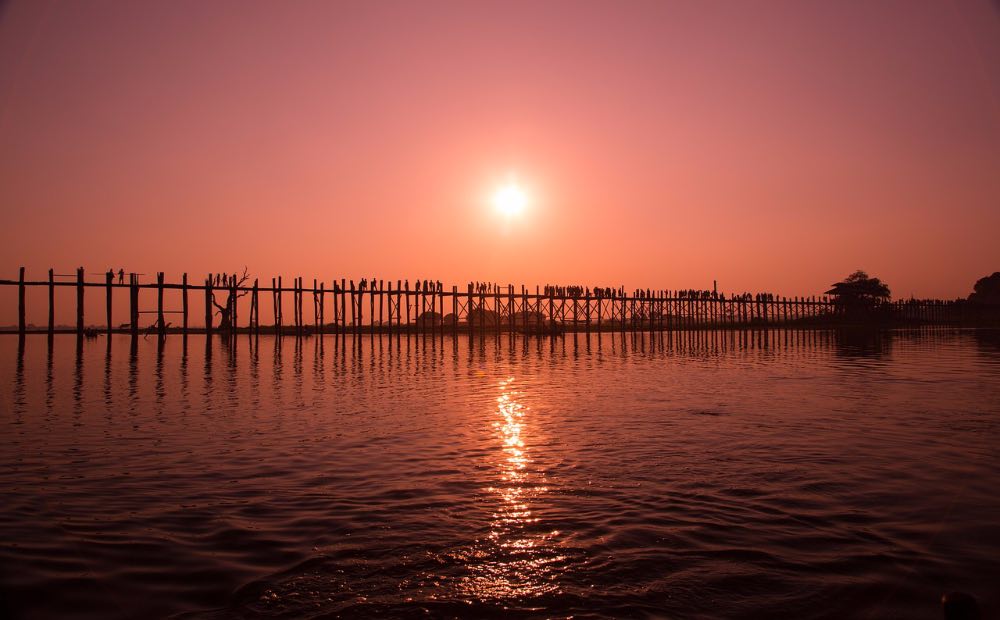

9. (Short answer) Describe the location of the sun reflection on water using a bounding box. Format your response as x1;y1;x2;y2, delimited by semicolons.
455;377;566;601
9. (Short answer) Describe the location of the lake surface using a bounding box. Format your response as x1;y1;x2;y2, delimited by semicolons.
2;330;999;619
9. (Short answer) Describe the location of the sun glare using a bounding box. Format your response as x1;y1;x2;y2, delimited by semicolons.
493;183;528;217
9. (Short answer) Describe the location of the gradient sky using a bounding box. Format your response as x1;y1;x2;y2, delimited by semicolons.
2;0;999;323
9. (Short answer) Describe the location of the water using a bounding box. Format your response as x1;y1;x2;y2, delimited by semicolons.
2;330;999;619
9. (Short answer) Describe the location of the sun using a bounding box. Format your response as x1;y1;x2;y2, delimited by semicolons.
492;183;528;217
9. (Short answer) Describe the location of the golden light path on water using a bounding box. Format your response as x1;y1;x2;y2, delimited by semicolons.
457;377;566;601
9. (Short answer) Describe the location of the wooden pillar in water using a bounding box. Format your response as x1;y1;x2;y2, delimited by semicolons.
344;278;351;334
493;285;500;336
293;277;300;335
18;267;26;336
299;277;305;335
452;285;459;336
182;273;189;335
251;279;259;334
105;270;113;336
465;283;472;336
430;283;437;335
319;281;325;334
270;278;276;332
386;282;393;334
349;280;357;335
404;281;411;329
369;280;376;333
312;279;319;332
156;272;165;336
378;280;384;331
231;274;238;333
204;275;213;335
331;280;340;334
290;277;297;333
126;274;136;337
76;267;85;337
48;268;55;336
507;284;514;332
479;285;486;337
525;286;531;326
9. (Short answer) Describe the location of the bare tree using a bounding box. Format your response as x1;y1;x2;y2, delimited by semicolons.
212;267;251;332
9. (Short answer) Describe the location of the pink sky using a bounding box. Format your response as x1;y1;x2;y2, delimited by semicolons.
2;0;999;323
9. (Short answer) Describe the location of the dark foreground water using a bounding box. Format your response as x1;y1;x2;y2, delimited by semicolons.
1;330;999;619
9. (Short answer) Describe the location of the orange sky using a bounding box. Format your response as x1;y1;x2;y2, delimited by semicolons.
2;1;999;323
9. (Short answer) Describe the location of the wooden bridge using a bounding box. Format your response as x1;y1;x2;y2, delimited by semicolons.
1;267;982;339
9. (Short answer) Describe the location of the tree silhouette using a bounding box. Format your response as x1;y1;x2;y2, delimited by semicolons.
825;270;891;303
211;267;251;332
825;271;891;322
969;272;1000;305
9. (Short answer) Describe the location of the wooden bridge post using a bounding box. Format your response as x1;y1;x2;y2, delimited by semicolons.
369;280;376;333
76;267;85;337
404;281;410;328
48;268;55;336
18;267;26;336
293;277;299;332
478;285;484;336
105;270;113;336
204;275;213;335
429;283;436;335
349;280;357;335
548;287;554;328
277;276;284;333
231;274;238;333
331;281;339;335
182;273;189;334
126;274;136;337
395;281;401;334
157;272;166;337
521;284;538;334
493;285;500;336
452;285;459;335
339;279;346;334
465;283;472;337
378;280;384;331
312;278;318;332
319;281;325;334
271;278;278;333
386;281;393;335
439;284;446;339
